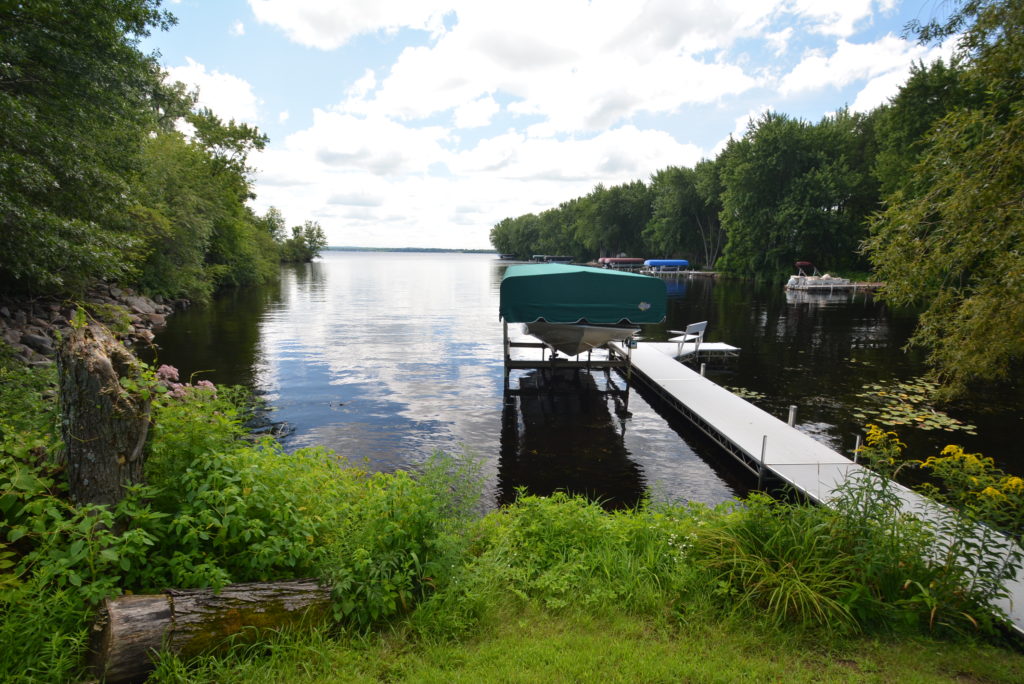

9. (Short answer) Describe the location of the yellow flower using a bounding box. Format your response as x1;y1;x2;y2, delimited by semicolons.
979;486;1005;500
1002;476;1024;494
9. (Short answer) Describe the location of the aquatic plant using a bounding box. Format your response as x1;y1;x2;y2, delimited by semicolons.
852;377;977;434
724;386;767;402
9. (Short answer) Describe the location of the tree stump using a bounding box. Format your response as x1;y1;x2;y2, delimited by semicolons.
90;579;332;683
57;325;151;507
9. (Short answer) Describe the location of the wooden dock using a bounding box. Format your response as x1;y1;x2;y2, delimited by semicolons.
608;340;1024;634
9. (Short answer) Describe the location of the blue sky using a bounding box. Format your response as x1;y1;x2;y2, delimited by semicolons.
143;1;955;249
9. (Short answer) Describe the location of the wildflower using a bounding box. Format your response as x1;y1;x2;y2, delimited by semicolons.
156;364;179;382
1002;476;1024;494
979;486;1006;500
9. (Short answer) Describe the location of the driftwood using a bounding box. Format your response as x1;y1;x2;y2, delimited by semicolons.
90;578;331;683
57;325;151;507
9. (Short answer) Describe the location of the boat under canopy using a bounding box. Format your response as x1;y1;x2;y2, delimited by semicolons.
500;264;666;325
500;264;666;357
522;321;638;357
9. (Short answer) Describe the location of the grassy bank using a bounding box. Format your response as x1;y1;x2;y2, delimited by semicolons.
149;609;1024;683
2;348;1023;682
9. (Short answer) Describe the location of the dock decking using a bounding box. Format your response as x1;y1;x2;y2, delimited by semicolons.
608;340;1024;634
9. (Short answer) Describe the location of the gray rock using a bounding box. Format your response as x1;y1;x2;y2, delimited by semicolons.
21;333;54;354
125;295;156;315
0;306;9;318
109;287;123;298
145;313;167;327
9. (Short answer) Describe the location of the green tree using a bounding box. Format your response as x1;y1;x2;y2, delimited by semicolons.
130;106;277;300
280;220;328;263
864;0;1024;396
0;0;174;293
718;111;874;279
575;181;651;258
872;59;976;198
643;161;725;268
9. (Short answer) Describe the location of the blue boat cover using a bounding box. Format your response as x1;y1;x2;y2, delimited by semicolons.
644;259;689;267
500;264;666;324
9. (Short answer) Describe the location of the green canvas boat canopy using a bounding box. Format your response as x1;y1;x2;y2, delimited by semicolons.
500;264;666;324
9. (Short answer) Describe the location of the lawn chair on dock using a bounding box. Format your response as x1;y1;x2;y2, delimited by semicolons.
668;321;706;358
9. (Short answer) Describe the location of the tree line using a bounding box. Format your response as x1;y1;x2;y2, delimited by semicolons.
491;71;966;280
491;0;1024;395
0;0;326;304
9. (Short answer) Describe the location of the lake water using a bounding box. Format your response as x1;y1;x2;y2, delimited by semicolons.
149;251;1023;508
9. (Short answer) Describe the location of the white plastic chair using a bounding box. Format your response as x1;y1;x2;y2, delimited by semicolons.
668;321;706;358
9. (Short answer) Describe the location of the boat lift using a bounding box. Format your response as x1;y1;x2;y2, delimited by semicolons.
499;264;666;395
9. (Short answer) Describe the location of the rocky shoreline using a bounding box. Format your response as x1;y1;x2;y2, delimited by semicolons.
0;285;189;366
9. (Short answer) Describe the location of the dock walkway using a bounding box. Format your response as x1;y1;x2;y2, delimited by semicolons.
608;340;1024;633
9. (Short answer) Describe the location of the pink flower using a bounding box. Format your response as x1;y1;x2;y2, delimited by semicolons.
156;365;180;382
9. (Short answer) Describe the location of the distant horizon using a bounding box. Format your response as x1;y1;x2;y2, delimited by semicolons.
324;246;496;253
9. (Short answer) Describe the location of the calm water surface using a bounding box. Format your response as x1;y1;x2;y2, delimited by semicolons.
150;251;1023;508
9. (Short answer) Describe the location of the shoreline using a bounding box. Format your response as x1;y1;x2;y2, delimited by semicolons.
0;286;188;366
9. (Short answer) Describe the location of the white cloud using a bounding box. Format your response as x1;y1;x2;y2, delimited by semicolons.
275;109;452;177
453;95;499;128
251;103;703;248
778;34;933;96
278;110;290;123
336;0;765;134
248;0;454;50
165;57;262;124
789;0;876;37
230;21;245;36
765;27;793;56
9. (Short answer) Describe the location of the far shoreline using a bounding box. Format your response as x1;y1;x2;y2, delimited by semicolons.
323;246;497;254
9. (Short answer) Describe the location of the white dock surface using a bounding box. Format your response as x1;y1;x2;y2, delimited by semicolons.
610;340;1024;633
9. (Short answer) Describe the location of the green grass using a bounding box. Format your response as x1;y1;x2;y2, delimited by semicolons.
149;608;1024;683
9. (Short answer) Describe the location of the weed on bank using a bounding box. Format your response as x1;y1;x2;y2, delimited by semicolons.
2;351;1023;682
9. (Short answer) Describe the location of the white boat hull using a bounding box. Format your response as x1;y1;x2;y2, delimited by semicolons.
524;322;638;357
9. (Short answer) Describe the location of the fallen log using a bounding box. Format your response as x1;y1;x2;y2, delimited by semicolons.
90;578;331;683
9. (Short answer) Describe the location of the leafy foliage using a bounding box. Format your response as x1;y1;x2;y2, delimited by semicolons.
279;220;328;263
718;110;876;279
863;0;1024;396
643;161;725;268
0;0;173;293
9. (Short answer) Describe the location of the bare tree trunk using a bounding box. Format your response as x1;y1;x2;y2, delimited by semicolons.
90;579;332;683
57;325;151;507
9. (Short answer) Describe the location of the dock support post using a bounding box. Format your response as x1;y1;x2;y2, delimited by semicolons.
624;339;634;410
787;405;797;426
757;435;767;490
700;362;706;377
503;320;510;391
852;434;861;463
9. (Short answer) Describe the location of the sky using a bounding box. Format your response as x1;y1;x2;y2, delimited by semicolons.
142;0;956;250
